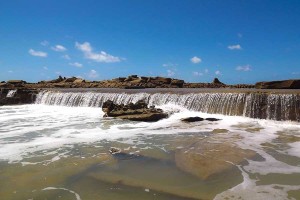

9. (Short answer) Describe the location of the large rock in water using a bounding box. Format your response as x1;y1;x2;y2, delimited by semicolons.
255;79;300;89
175;141;256;180
102;100;168;122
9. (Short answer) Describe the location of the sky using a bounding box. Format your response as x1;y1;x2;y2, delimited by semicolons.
0;0;300;84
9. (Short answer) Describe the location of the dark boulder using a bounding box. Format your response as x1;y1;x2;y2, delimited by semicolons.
205;118;221;121
181;117;204;122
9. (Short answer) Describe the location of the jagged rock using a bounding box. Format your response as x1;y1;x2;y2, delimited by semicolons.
181;117;204;122
212;78;224;85
151;77;172;84
73;78;85;84
64;77;78;83
102;100;168;122
171;79;184;87
109;147;121;154
255;79;300;89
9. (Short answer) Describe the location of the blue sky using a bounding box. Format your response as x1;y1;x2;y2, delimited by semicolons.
0;0;300;84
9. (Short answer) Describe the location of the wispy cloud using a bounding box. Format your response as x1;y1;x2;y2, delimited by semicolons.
193;71;203;76
215;70;221;75
51;45;67;52
88;69;98;78
8;70;13;73
43;66;48;70
204;69;209;73
236;64;251;71
238;33;243;38
228;44;242;50
190;56;202;64
62;55;71;60
75;42;121;63
40;40;49;46
69;62;83;68
29;49;47;57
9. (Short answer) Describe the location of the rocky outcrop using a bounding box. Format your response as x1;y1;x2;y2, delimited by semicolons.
0;88;38;106
212;78;224;85
102;100;168;122
255;79;300;89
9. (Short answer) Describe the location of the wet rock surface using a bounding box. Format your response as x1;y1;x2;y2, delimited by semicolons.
0;88;38;106
102;100;168;122
175;141;256;180
181;117;204;122
181;117;221;122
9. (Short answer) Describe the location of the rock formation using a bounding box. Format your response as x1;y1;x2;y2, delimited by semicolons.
255;79;300;89
0;88;38;106
102;100;168;122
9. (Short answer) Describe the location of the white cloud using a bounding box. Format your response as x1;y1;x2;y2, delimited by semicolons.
43;66;48;70
215;70;221;75
167;69;175;77
40;40;49;46
88;69;98;78
55;71;61;75
8;70;13;73
75;42;121;63
238;33;243;38
62;55;71;60
29;49;47;57
236;65;251;71
193;71;203;76
228;44;242;50
190;56;202;64
51;45;67;52
204;69;209;73
69;62;83;68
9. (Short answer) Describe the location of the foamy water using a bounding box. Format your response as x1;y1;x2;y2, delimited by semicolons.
0;104;299;199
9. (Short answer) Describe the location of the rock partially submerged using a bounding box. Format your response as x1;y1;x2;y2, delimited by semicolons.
181;117;204;122
181;117;221;122
0;88;38;106
175;141;256;180
102;100;168;122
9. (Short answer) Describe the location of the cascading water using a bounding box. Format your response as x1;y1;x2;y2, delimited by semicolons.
6;89;17;97
35;90;300;121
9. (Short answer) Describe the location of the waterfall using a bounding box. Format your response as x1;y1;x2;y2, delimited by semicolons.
35;91;300;122
6;90;17;98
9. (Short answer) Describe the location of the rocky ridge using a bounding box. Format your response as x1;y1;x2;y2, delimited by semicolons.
0;75;256;89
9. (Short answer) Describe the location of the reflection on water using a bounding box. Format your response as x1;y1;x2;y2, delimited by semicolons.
0;105;299;200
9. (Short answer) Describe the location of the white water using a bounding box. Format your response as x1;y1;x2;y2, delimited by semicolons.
1;102;300;199
6;89;17;97
35;91;300;121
